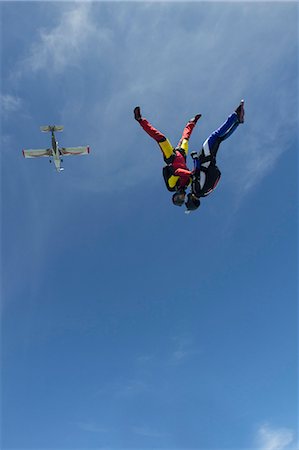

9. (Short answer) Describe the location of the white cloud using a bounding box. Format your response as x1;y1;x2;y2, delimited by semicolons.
1;93;22;114
257;424;296;450
6;2;297;204
78;3;297;201
16;3;111;76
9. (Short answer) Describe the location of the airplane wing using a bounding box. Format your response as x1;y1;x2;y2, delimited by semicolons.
22;148;52;158
60;146;90;156
40;125;64;132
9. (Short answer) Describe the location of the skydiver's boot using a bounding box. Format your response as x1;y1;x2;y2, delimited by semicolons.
235;100;245;123
134;106;142;122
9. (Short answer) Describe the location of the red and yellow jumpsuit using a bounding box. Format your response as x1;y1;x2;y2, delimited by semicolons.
138;116;199;191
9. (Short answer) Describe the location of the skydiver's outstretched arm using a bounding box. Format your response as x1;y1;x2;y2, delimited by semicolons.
139;118;167;143
177;114;202;153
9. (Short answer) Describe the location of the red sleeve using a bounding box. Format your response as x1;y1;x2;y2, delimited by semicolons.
174;168;192;177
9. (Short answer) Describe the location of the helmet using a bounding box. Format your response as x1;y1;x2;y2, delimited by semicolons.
185;193;200;211
172;191;186;207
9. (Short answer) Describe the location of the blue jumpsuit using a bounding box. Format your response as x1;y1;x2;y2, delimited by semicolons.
194;112;241;194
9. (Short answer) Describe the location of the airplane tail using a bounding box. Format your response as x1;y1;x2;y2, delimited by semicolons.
40;125;64;133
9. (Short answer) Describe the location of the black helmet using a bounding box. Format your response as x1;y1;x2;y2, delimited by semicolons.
172;191;186;207
185;193;200;211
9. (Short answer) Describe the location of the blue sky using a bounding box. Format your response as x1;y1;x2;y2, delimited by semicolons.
1;1;298;449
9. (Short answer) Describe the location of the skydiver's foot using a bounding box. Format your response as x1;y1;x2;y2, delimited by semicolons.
191;151;199;159
190;114;202;124
235;100;245;123
134;106;142;122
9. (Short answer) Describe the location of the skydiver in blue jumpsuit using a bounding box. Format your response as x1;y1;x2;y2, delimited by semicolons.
185;100;245;211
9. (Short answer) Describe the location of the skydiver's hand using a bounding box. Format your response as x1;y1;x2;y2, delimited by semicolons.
190;114;202;124
134;106;142;122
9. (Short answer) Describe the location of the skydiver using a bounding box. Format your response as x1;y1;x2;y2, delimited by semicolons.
133;106;201;206
134;100;245;211
185;100;245;212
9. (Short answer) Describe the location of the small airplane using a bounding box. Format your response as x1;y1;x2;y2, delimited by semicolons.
22;125;90;172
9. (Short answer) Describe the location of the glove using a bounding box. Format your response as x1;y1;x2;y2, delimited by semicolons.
190;114;202;124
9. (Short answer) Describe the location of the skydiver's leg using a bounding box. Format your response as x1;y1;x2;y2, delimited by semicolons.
195;102;244;188
201;111;242;165
207;112;239;150
137;117;174;160
203;100;244;158
198;114;240;187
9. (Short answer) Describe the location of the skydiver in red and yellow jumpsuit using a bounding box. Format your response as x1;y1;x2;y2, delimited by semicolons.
134;106;201;206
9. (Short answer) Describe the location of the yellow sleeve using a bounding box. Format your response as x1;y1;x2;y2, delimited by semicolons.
180;138;189;155
168;175;180;189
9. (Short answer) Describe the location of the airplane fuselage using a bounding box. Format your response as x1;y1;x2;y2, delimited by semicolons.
50;130;63;171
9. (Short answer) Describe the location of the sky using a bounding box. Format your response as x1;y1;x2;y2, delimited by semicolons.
0;1;298;449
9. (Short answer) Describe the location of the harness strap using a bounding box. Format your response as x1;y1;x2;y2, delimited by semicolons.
198;153;215;165
164;146;187;164
199;165;209;173
164;153;175;164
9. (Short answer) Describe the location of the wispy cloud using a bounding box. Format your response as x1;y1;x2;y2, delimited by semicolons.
116;379;149;397
256;424;296;450
6;2;297;203
1;93;22;115
14;3;111;77
132;425;170;439
75;421;111;434
170;336;202;365
73;3;297;200
96;378;150;399
136;335;202;368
